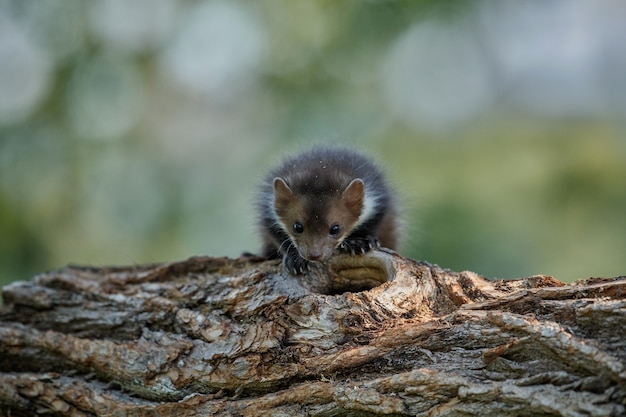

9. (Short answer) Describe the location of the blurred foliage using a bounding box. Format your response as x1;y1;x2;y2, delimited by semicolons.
381;122;626;280
1;0;625;289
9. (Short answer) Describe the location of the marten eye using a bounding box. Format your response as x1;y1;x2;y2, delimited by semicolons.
329;224;340;236
293;222;304;234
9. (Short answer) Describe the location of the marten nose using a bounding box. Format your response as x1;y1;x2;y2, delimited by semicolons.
307;250;323;261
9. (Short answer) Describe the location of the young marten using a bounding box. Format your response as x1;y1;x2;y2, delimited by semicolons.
258;146;399;275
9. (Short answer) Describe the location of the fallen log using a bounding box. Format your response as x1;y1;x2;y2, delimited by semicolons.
1;250;625;416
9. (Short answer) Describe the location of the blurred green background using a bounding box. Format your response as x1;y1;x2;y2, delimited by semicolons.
1;0;625;288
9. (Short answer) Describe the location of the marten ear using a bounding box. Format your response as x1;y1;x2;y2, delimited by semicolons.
273;177;293;207
342;178;364;216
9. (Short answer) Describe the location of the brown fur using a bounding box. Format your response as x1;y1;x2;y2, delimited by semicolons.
273;177;365;261
258;146;399;274
376;205;399;250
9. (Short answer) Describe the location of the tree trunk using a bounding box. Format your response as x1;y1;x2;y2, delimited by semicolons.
1;250;625;416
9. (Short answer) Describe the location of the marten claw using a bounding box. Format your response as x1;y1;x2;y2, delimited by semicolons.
284;255;310;275
340;236;379;256
367;239;380;250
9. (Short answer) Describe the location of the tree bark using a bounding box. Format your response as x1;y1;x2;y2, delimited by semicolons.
1;250;625;416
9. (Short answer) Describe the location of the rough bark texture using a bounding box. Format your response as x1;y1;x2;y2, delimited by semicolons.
1;250;625;416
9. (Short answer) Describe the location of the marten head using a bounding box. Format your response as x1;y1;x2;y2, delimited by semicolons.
272;176;365;262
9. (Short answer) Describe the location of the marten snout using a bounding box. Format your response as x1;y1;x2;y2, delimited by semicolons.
300;242;334;262
306;251;323;261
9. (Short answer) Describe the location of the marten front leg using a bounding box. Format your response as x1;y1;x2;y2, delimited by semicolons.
338;235;380;255
264;231;310;275
282;246;310;275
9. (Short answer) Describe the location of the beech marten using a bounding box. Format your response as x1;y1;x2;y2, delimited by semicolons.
258;146;399;275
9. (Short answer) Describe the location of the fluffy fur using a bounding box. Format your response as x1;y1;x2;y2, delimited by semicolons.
257;146;398;275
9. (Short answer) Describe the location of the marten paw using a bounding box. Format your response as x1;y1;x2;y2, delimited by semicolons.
283;254;310;275
339;236;380;256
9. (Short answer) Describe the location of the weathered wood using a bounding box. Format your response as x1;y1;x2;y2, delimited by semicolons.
1;251;625;416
